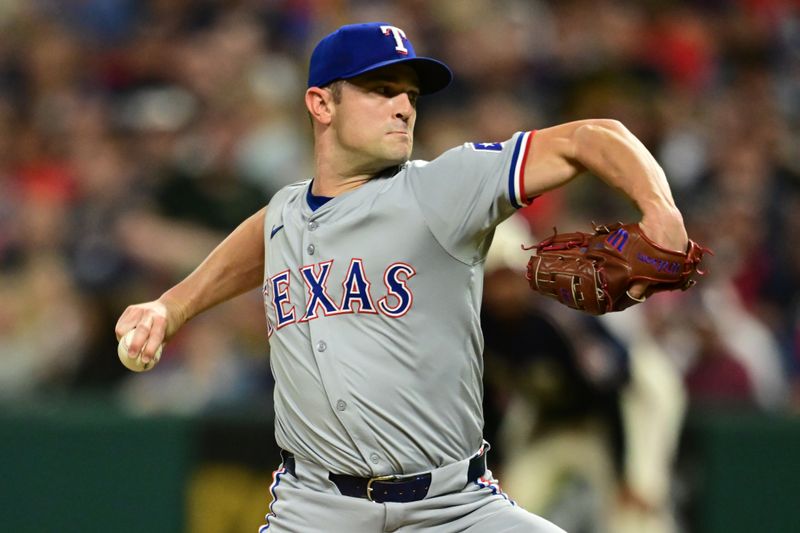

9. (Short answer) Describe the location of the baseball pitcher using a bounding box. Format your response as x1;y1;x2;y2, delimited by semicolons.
116;22;704;532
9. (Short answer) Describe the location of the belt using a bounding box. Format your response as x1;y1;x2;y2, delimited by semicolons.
279;449;487;504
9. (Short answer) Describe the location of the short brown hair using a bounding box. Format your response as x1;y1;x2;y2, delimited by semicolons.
326;80;344;103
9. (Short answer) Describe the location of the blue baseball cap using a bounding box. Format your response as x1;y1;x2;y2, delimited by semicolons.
308;22;453;95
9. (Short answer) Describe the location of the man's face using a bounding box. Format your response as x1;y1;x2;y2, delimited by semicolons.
330;64;420;171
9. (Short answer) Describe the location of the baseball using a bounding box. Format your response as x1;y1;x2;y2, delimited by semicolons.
117;329;163;372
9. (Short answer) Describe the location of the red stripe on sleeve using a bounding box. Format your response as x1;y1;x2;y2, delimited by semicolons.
518;130;536;205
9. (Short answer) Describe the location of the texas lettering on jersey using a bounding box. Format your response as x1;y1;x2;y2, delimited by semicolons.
263;259;417;336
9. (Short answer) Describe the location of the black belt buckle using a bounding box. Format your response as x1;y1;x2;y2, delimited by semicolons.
363;473;432;503
366;474;400;502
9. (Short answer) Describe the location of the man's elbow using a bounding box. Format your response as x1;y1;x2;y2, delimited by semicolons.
576;118;628;137
572;119;630;160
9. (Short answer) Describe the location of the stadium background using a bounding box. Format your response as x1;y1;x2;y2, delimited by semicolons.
1;1;799;532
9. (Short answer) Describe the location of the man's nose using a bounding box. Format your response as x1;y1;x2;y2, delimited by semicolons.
393;94;414;121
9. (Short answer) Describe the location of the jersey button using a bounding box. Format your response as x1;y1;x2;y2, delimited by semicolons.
316;341;327;352
370;453;380;464
336;399;347;411
307;244;315;255
308;220;318;231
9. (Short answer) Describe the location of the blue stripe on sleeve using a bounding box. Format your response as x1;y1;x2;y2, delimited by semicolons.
507;133;525;209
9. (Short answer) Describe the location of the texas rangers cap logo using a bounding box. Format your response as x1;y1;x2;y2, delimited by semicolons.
380;25;409;55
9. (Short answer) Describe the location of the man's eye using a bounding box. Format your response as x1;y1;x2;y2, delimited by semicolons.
375;86;389;95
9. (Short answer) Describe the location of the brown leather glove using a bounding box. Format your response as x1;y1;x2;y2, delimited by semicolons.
526;222;709;315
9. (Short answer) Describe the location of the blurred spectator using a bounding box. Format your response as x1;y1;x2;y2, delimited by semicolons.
0;253;91;398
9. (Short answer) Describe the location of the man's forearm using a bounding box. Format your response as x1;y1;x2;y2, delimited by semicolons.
572;121;680;219
572;121;688;253
161;207;267;324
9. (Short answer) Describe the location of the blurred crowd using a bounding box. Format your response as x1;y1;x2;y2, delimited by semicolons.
0;0;798;531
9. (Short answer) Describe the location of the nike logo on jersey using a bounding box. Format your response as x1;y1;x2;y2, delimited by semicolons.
263;259;416;335
270;224;285;239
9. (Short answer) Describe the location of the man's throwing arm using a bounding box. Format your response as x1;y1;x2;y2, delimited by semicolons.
115;207;267;363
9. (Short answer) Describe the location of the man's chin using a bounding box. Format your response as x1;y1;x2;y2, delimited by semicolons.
384;138;413;160
364;147;412;173
382;151;411;167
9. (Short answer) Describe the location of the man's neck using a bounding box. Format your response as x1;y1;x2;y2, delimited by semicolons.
310;172;372;197
312;152;403;197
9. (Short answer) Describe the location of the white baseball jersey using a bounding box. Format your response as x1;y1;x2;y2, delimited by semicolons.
262;131;535;477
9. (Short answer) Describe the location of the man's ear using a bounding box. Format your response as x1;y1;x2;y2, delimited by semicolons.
305;87;334;126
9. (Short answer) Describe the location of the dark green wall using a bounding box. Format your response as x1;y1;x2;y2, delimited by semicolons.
684;411;800;533
0;401;193;533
